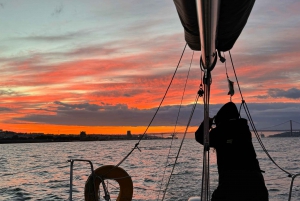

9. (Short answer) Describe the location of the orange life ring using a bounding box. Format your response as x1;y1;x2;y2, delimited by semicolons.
84;165;133;201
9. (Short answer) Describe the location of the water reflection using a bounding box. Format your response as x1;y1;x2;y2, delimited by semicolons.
0;138;299;200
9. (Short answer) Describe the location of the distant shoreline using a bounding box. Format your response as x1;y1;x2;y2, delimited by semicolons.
0;136;171;144
268;131;300;137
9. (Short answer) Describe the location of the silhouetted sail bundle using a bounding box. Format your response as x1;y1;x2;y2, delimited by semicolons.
174;0;255;51
174;0;255;70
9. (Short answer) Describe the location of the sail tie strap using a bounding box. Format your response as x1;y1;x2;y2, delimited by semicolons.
217;49;226;63
223;52;234;101
227;79;234;97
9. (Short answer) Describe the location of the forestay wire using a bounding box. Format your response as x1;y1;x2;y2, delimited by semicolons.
103;43;188;177
160;88;201;201
157;50;195;201
228;51;293;177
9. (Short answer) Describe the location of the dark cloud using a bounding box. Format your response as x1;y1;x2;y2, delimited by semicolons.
268;88;300;99
54;101;103;111
239;103;300;130
255;95;269;99
15;101;203;126
13;102;300;131
51;4;63;16
255;88;300;100
0;107;11;112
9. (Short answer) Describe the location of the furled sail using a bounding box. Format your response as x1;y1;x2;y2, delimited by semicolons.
173;0;255;52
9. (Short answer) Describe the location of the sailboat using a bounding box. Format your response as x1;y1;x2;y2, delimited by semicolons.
173;1;256;200
68;1;300;200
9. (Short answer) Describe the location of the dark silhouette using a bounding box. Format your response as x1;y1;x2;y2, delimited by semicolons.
195;102;268;201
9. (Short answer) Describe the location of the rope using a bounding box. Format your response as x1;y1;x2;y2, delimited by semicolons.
223;52;229;79
228;51;293;177
157;50;195;201
160;91;201;201
228;51;244;102
103;43;188;177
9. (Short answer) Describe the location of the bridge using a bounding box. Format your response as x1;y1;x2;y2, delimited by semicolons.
253;129;300;132
145;120;300;135
254;120;300;133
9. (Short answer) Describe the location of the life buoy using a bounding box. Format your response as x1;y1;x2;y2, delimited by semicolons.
84;165;133;201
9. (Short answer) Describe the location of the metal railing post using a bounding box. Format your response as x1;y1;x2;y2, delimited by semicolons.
68;159;95;201
69;160;74;201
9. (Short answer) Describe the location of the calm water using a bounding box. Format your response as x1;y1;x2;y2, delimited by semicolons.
1;138;300;201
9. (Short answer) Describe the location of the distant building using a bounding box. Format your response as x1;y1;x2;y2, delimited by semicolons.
0;130;16;138
127;130;132;138
80;131;87;140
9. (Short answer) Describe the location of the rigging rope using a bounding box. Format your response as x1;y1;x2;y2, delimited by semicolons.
228;51;244;102
160;91;201;201
102;43;188;177
157;50;195;201
228;51;293;177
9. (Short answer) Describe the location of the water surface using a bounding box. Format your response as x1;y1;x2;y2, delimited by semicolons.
1;138;299;200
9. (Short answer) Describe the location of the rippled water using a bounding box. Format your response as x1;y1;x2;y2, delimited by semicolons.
1;138;300;201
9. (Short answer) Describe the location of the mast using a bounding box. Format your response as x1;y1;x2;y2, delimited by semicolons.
196;0;220;200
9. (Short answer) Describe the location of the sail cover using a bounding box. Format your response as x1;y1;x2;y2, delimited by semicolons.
173;0;255;52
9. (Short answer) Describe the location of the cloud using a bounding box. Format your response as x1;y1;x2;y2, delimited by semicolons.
239;102;300;130
16;31;90;42
0;107;11;112
254;95;269;99
51;4;63;16
0;89;18;96
14;101;201;126
255;88;300;100
268;88;300;99
65;45;120;57
54;101;105;111
13;102;300;130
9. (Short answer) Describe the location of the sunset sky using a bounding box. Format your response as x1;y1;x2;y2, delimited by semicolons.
0;0;300;135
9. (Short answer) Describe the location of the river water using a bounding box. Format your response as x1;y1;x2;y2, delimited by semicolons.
1;138;299;201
